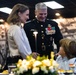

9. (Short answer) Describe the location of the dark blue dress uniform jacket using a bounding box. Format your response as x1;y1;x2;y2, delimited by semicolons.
24;19;63;58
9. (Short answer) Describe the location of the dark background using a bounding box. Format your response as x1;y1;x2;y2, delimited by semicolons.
0;0;76;21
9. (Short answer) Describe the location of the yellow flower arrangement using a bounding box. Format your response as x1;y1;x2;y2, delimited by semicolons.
14;53;59;75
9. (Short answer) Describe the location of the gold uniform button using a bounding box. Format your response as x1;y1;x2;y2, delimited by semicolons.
41;31;44;33
42;43;44;45
41;25;43;27
42;37;44;39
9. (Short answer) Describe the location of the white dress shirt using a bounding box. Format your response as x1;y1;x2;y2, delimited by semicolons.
56;55;69;70
7;24;32;58
68;57;76;73
68;58;76;64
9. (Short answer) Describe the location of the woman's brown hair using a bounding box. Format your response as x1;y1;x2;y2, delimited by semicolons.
7;3;29;24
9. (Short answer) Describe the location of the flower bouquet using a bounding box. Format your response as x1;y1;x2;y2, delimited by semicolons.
14;53;59;75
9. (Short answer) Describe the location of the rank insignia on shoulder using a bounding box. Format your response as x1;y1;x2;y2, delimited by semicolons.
30;29;35;31
26;20;31;23
45;24;55;35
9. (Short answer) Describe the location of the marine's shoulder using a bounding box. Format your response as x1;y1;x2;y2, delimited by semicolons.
26;19;36;24
47;19;58;27
24;19;35;28
46;19;57;23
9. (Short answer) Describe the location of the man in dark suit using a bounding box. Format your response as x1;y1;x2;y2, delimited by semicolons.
24;3;63;58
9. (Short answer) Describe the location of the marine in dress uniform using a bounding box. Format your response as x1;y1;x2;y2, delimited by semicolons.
24;18;63;58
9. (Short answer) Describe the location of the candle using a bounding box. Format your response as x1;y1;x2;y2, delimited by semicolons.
33;31;38;52
33;31;38;38
50;52;54;66
51;51;54;59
